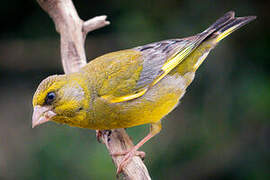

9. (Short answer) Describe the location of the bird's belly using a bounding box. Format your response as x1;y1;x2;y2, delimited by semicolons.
89;72;195;130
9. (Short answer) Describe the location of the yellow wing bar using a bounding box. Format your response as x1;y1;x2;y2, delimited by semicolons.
151;44;195;86
102;89;148;103
102;44;196;103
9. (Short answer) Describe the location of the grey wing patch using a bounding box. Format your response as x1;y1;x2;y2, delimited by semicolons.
131;12;237;91
133;38;192;89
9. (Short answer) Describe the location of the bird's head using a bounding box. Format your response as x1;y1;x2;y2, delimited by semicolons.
32;74;90;128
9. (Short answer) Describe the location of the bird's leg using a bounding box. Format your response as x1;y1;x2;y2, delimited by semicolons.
114;133;154;174
112;121;162;174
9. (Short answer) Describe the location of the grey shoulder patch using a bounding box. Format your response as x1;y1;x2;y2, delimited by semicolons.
133;39;191;89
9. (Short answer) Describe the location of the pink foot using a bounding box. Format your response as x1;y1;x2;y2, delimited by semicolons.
111;149;146;174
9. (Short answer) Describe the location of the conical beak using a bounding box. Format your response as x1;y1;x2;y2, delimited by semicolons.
32;105;56;128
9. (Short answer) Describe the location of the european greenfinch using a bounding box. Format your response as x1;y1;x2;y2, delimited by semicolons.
32;11;255;173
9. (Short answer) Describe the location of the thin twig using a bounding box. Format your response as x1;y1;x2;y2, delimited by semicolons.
83;15;110;36
36;0;151;179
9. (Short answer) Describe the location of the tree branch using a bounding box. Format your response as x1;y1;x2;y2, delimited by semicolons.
36;0;151;179
83;15;110;36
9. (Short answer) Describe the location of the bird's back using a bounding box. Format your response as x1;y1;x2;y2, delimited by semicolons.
78;11;255;129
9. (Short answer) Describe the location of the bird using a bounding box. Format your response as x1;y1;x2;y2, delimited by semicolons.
32;11;256;173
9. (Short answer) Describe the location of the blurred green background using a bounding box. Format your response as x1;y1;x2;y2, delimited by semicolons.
1;0;269;179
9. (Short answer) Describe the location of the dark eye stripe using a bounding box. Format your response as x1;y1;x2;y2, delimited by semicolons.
45;92;56;105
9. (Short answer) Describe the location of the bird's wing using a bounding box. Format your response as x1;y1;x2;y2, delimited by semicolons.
96;11;236;103
97;37;207;103
132;37;202;90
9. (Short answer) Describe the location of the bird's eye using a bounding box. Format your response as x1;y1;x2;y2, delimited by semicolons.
45;92;56;104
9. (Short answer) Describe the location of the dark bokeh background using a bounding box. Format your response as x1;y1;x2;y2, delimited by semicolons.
1;0;269;179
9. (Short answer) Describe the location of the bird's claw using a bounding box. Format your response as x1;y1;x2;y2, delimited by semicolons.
111;149;146;174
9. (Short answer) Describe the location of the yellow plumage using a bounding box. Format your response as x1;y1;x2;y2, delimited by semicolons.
32;11;255;172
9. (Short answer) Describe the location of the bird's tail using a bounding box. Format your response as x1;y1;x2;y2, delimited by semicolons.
205;11;256;43
174;11;256;75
